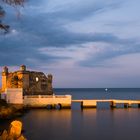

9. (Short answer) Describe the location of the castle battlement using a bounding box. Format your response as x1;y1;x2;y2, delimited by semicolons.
1;65;53;95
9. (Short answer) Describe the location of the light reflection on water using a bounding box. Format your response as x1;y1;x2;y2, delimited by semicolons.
1;108;140;140
9;108;140;140
1;88;140;140
21;109;72;140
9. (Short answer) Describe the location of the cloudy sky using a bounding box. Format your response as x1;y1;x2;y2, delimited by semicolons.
0;0;140;88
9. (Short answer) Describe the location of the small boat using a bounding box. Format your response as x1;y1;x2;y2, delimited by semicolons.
105;88;108;91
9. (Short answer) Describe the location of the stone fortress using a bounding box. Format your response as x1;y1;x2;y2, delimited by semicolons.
1;65;140;109
0;65;71;108
1;65;53;95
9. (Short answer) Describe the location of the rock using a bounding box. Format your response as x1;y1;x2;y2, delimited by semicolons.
9;120;22;138
0;120;26;140
0;106;14;119
17;135;26;140
0;130;8;140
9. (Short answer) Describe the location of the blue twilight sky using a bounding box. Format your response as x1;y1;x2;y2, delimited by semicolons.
0;0;140;88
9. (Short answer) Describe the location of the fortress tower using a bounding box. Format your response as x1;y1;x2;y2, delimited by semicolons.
1;65;53;95
1;66;8;92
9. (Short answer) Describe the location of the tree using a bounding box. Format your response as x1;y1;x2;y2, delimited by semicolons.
0;0;25;33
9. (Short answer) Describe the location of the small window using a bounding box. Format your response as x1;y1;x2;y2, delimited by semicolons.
36;77;39;82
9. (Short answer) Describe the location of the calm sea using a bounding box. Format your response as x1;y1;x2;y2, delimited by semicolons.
1;88;140;140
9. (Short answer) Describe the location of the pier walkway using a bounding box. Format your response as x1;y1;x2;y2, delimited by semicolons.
3;88;140;109
72;99;140;108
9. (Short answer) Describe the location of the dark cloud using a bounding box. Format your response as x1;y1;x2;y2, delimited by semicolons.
79;43;140;67
0;0;140;68
48;1;122;21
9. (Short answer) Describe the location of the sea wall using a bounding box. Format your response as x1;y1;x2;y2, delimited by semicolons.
0;99;24;119
23;95;72;108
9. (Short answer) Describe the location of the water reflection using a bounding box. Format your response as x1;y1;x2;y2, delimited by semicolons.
95;108;140;140
22;109;72;140
1;108;140;140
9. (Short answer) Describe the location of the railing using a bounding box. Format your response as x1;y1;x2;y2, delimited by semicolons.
24;95;71;99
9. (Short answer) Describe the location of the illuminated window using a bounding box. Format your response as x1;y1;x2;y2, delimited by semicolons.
36;77;39;82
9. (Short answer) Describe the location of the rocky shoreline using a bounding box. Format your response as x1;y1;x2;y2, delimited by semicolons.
0;99;24;120
0;120;26;140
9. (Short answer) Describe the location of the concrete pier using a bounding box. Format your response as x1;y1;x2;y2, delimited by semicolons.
72;99;140;109
79;100;97;108
23;95;72;109
2;88;140;109
124;103;128;108
110;101;116;108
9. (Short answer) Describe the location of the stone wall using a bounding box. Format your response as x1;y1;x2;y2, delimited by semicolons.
23;95;72;108
6;88;23;104
1;65;53;95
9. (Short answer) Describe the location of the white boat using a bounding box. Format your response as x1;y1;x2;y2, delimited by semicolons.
105;88;108;91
